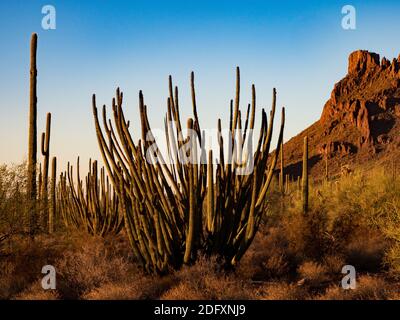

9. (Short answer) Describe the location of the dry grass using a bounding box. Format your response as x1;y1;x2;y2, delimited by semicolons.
317;275;396;300
257;282;310;300
15;282;60;300
83;276;177;300
297;261;329;286
161;257;256;300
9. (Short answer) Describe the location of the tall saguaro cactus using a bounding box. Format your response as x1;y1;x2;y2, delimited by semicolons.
302;136;309;214
27;33;38;236
41;112;51;229
49;156;57;234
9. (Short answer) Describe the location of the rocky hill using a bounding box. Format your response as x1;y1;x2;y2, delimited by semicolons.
282;50;400;180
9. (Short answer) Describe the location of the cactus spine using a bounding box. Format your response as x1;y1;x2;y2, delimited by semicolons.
41;112;51;229
49;156;57;234
302;136;309;214
27;33;38;236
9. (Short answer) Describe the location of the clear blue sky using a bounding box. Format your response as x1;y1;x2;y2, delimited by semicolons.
0;0;399;170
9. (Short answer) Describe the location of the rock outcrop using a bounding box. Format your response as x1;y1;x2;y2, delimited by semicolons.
321;50;400;148
282;50;400;179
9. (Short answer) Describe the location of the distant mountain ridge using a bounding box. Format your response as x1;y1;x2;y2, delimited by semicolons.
282;50;400;179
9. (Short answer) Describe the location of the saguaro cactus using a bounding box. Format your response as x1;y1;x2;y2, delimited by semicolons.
38;163;42;201
41;112;51;229
27;33;38;236
49;156;57;234
302;136;309;214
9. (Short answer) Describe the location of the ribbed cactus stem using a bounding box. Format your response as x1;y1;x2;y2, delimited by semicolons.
41;112;51;230
285;174;289;193
38;163;42;201
49;156;56;234
27;33;38;236
184;118;196;264
302;136;309;214
207;150;214;233
231;66;240;136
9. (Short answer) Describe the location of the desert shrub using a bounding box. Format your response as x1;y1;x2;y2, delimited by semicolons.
280;168;395;270
373;182;400;276
83;282;145;300
55;236;133;299
0;163;28;250
83;274;176;300
257;281;310;300
345;230;387;273
161;256;256;300
14;281;59;300
384;242;400;277
0;235;66;299
160;282;208;300
322;254;346;276
281;202;331;261
297;261;330;288
237;227;292;281
318;275;393;300
0;232;142;300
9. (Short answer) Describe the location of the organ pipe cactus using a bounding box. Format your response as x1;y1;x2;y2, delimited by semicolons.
58;158;123;236
92;67;285;273
27;33;38;236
